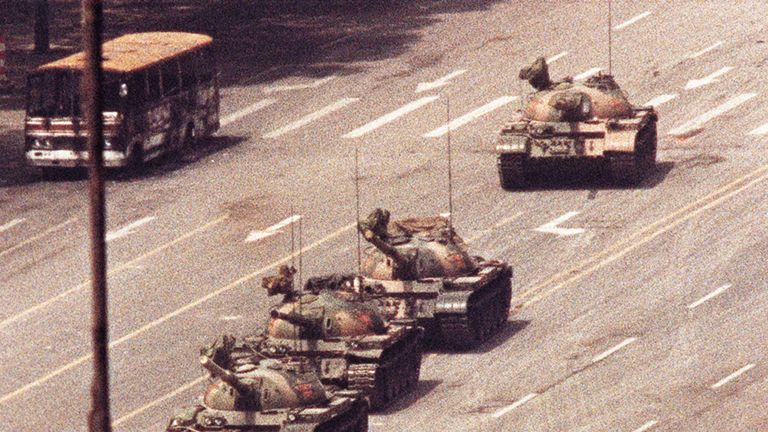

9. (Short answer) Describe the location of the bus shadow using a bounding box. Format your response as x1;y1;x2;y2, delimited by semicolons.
121;134;248;181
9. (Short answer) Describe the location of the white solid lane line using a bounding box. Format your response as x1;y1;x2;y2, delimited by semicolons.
491;393;538;418
592;337;637;363
220;98;278;127
748;122;768;135
264;98;359;139
423;96;517;138
0;217;77;260
0;218;25;234
547;51;568;64
106;216;156;243
711;363;756;389
574;67;602;81
534;211;585;236
343;96;439;139
684;66;733;90
668;93;757;137
632;420;659;432
614;11;652;30
644;94;678;108
245;215;301;242
687;283;732;309
416;69;467;93
262;75;336;94
688;41;723;59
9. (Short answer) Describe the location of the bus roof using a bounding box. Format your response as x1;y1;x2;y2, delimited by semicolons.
36;32;213;74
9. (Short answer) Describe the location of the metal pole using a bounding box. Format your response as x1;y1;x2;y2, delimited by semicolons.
608;0;612;75
34;0;50;54
354;145;362;274
445;96;454;234
82;1;111;431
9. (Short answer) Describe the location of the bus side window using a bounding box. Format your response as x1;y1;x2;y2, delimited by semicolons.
147;67;162;103
127;72;146;107
161;60;180;96
180;54;196;90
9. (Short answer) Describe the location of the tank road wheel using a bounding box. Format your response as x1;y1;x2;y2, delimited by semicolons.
638;122;657;174
607;152;640;186
497;154;527;190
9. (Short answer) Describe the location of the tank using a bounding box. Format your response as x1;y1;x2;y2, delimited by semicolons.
495;56;658;188
207;268;424;410
166;354;369;432
355;208;513;349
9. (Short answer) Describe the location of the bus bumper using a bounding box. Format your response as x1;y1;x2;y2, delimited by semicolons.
25;150;128;168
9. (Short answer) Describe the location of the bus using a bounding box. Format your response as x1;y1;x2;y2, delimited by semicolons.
24;32;220;172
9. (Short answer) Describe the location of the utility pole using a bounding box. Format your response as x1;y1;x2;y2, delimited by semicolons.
34;0;50;53
81;0;111;431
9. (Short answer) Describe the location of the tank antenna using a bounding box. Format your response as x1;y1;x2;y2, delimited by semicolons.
354;144;362;274
608;0;613;75
290;205;295;269
298;215;303;292
445;96;454;237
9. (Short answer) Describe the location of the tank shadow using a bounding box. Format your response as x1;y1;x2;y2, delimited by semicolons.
512;161;674;192
373;379;442;415
425;319;530;354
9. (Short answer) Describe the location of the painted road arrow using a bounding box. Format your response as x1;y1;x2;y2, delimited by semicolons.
534;211;585;236
416;70;467;93
684;66;733;90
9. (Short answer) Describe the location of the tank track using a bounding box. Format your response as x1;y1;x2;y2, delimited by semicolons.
314;396;369;432
608;121;657;186
498;153;527;190
347;337;422;410
436;274;512;349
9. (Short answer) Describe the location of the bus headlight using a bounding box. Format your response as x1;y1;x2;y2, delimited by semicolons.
103;138;113;150
32;139;53;149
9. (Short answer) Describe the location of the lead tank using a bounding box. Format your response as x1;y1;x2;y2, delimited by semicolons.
166;354;368;432
209;268;423;410
356;208;513;349
495;56;657;188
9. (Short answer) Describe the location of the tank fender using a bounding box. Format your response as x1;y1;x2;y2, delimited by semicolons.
435;291;473;315
348;349;384;360
496;133;528;154
320;357;348;380
604;127;638;153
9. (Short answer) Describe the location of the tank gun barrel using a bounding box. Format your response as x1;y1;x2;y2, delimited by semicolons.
199;355;251;395
270;309;322;334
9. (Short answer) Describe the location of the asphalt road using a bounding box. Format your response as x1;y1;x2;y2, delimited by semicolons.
1;1;767;431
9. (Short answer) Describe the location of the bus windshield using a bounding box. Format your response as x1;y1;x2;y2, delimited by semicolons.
27;70;123;117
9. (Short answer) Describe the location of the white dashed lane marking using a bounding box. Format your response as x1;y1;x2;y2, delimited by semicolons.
245;215;301;242
416;69;467;93
711;363;755;389
423;96;517;138
546;51;568;64
0;218;25;234
632;420;659;432
574;67;602;81
668;93;757;137
592;337;637;363
614;11;652;30
220;98;277;127
688;41;723;59
684;66;733;90
343;96;439;139
644;94;678;108
264;98;359;138
491;393;538;418
262;75;336;94
687;283;732;309
106;216;156;242
748;122;768;135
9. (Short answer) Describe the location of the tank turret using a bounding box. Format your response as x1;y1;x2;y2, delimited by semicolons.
357;208;477;281
167;354;369;432
356;208;514;349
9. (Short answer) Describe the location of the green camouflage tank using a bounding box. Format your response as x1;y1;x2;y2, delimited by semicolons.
356;208;513;349
166;354;368;432
496;56;657;188
205;270;423;410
